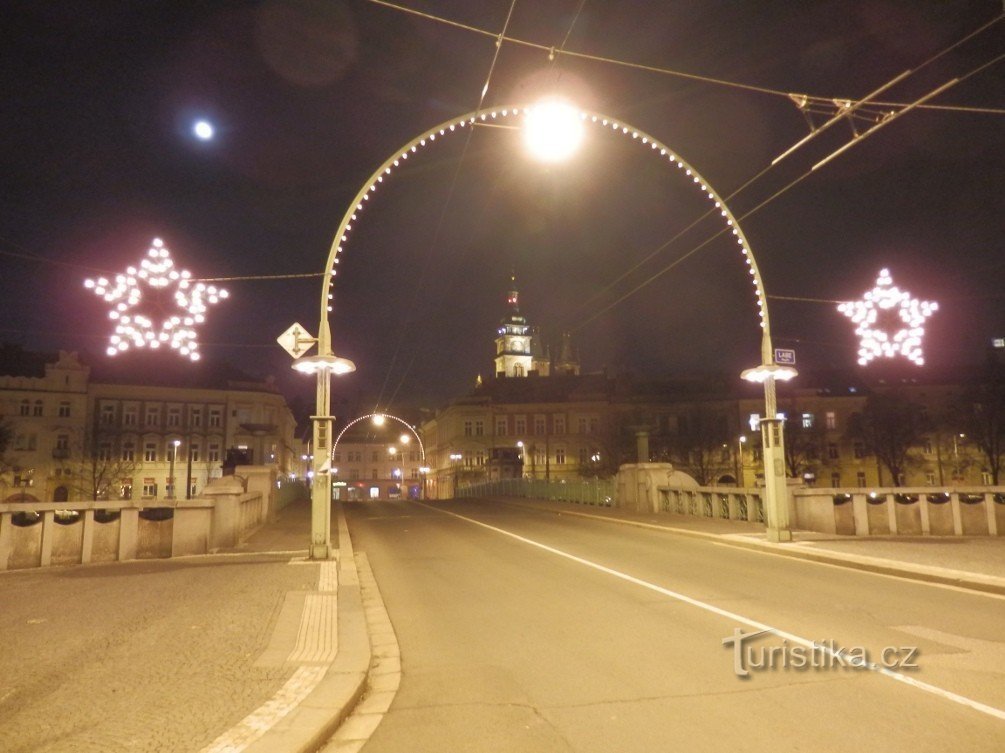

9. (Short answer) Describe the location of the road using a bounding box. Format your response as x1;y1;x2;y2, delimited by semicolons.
345;499;1005;753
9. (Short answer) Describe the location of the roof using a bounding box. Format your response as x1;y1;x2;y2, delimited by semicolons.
0;344;277;393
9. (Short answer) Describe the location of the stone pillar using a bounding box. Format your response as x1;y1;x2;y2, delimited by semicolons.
200;476;246;550
118;508;139;561
81;509;95;564
237;465;279;521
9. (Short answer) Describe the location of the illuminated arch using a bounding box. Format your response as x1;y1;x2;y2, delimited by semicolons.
317;104;776;365
332;412;425;464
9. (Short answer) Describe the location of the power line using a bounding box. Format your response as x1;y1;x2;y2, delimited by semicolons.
368;1;1005;115
371;0;521;412
563;31;1004;332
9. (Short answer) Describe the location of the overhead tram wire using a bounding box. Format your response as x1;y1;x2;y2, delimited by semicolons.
566;48;1004;336
562;25;1004;331
368;0;1005;116
370;0;521;414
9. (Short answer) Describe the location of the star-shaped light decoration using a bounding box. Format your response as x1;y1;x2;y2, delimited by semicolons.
84;238;228;361
837;268;938;366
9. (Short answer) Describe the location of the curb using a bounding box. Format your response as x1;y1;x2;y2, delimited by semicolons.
497;499;1005;598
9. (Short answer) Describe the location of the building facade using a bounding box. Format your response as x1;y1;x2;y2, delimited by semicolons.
0;350;298;503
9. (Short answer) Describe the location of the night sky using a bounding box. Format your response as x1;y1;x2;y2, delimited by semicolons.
2;0;1003;415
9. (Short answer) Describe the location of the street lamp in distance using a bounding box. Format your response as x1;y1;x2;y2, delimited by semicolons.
169;439;181;500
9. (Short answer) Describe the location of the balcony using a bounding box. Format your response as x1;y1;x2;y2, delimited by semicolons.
52;448;70;459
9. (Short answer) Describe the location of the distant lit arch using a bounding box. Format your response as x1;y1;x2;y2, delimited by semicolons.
332;412;425;464
317;103;776;365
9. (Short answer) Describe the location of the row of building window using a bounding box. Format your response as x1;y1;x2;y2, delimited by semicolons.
98;440;222;463
335;450;421;463
15;399;73;418
462;415;600;437
335;468;422;481
99;403;225;428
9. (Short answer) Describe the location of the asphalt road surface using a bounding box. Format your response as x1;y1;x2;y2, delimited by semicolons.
345;499;1005;753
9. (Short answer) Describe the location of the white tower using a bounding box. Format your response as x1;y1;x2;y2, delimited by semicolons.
494;275;534;378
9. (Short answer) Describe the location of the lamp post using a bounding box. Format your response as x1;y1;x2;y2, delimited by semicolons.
292;353;356;560
449;452;463;497
388;446;400;498
419;466;430;499
169;439;180;500
736;435;747;486
953;433;965;482
400;434;411;495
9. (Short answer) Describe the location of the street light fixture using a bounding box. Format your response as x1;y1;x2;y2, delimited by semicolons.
741;362;798;542
523;99;585;163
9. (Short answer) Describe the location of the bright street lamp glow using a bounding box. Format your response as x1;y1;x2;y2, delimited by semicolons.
291;354;356;375
523;99;584;163
741;364;799;383
372;415;386;426
400;434;410;444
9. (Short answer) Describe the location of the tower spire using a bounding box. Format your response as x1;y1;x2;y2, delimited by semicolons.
506;269;520;313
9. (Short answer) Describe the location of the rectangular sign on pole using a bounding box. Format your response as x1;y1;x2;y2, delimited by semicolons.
774;348;796;366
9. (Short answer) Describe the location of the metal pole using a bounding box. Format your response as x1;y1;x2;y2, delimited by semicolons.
168;444;176;500
185;432;193;500
760;374;792;542
310;364;333;559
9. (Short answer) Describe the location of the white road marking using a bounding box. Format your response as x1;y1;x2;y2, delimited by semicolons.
420;502;1005;722
506;500;1005;601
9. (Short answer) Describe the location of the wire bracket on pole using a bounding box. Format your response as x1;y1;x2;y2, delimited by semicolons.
812;77;960;172
772;69;912;165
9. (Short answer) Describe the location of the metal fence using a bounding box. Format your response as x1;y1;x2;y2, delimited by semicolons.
458;477;615;506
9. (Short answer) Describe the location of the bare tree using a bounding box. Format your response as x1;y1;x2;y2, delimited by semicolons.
847;392;927;486
667;405;731;485
68;432;138;500
953;358;1005;484
778;405;827;480
0;416;13;496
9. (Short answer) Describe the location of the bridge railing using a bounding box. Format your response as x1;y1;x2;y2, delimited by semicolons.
0;480;266;571
458;478;616;507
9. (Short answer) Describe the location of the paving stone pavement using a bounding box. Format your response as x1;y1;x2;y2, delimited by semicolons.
0;500;330;753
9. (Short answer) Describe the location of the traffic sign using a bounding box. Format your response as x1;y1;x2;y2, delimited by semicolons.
774;348;796;366
277;322;317;359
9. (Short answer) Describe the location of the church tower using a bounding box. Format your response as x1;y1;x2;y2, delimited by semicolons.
494;275;534;378
553;332;580;375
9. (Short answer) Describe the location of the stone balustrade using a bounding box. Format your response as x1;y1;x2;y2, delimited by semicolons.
0;475;268;571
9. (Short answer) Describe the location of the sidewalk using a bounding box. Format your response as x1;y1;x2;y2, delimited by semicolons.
494;497;1005;596
0;499;369;753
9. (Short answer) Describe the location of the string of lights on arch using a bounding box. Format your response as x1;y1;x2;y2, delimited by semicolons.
333;412;426;464
320;103;772;337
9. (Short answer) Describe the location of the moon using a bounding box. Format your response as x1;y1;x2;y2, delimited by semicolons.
193;120;215;141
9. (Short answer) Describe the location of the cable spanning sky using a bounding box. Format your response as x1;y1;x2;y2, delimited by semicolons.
2;0;1003;412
